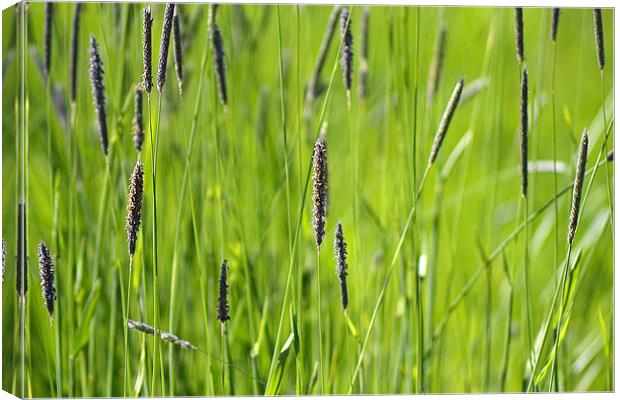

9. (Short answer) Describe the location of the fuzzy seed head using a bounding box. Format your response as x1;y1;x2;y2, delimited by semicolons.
551;8;560;42
217;260;230;323
519;67;529;198
211;19;228;107
593;9;605;70
340;8;353;94
172;7;184;92
38;241;56;319
514;8;524;63
428;78;464;165
133;86;144;151
126;161;144;256
128;319;156;335
567;131;589;244
142;7;154;93
312;124;329;248
305;6;341;114
88;35;108;156
427;23;447;105
334;223;349;311
157;3;175;92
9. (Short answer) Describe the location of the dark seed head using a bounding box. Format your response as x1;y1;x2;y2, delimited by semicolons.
126;161;144;256
157;3;175;92
567;130;588;244
428;78;464;165
210;13;228;107
551;8;560;42
133;86;144;152
593;9;605;70
340;7;353;97
142;7;153;93
334;222;349;311
70;4;81;103
606;150;614;162
88;35;108;156
172;6;183;94
519;67;528;198
312;123;329;248
217;260;230;324
514;8;524;63
43;2;53;82
37;241;56;319
17;200;27;301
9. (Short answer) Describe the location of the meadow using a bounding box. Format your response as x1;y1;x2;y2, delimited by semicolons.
1;2;615;396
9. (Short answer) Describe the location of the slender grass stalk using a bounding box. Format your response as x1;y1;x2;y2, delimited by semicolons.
499;252;514;391
265;7;353;391
167;37;210;397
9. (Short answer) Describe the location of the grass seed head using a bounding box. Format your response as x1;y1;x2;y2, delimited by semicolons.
133;86;144;152
157;3;176;92
17;200;27;301
514;8;524;63
128;319;156;335
519;67;528;198
142;6;154;93
551;8;560;42
88;35;109;156
427;23;447;105
606;150;614;162
217;260;230;324
340;7;353;97
305;6;341;117
428;77;464;165
593;8;605;70
312;123;329;248
126;161;144;256
70;4;81;103
43;2;53;82
334;222;349;311
37;241;56;320
211;17;228;107
172;6;184;94
567;130;588;244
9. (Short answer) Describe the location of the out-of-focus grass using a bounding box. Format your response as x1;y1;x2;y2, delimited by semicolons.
1;3;614;396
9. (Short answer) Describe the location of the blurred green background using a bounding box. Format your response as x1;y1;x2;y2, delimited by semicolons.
2;3;614;396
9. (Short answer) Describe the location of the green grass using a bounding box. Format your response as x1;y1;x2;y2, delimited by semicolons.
2;4;614;396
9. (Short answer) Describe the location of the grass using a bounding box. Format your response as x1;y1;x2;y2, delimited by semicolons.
1;4;614;396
